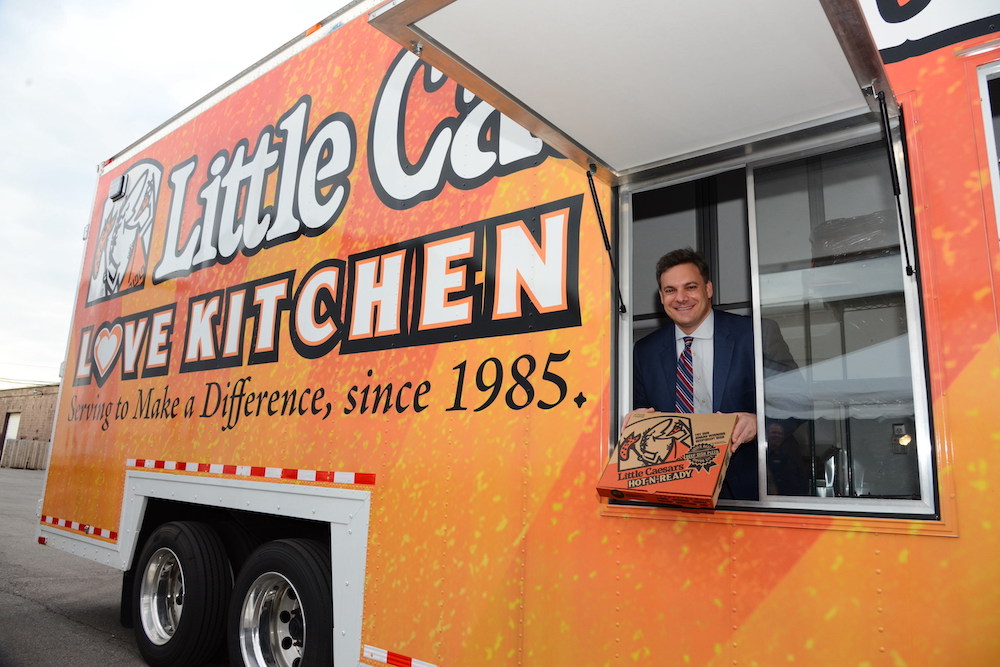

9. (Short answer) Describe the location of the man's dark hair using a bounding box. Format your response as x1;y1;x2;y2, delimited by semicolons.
655;248;711;284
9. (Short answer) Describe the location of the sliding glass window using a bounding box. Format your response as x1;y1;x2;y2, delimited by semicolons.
623;122;934;517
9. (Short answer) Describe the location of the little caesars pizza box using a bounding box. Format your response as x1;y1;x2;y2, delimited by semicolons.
597;412;737;508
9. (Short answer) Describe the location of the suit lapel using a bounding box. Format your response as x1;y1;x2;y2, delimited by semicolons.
660;324;678;397
713;313;735;412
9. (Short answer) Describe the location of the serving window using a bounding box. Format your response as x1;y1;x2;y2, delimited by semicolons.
619;119;935;518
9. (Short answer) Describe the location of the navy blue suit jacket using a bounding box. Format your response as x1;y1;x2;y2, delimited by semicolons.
633;309;758;500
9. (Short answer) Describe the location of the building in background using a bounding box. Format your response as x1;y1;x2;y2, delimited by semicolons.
1;384;58;469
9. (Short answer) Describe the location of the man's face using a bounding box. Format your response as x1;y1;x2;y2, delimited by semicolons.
658;262;713;334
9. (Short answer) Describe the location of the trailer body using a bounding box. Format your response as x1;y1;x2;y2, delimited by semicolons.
41;1;1000;665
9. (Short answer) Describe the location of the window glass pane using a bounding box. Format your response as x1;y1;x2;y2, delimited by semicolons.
631;170;748;321
754;142;920;500
632;182;697;321
987;73;1000;230
713;171;750;307
990;75;1000;148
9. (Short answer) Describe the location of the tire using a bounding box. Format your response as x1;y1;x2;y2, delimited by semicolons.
211;519;260;581
131;521;231;666
209;519;261;664
228;539;333;667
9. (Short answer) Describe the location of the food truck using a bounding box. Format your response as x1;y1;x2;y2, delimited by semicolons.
39;0;1000;664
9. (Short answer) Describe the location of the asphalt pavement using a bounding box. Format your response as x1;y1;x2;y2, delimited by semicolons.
0;467;144;666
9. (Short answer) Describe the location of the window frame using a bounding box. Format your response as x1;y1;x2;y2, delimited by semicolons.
615;115;937;520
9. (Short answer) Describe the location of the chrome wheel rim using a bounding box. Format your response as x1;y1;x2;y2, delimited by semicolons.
238;572;305;667
138;547;184;645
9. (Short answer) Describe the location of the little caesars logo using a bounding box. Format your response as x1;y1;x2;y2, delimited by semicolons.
617;414;721;489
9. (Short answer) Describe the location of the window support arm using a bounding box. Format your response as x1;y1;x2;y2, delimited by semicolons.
877;90;916;277
587;164;627;314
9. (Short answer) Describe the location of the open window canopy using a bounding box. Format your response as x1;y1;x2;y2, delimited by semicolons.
370;0;895;184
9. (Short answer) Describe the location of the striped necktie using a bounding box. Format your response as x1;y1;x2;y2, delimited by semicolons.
675;336;695;413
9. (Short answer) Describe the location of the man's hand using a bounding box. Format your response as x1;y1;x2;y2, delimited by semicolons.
727;412;757;452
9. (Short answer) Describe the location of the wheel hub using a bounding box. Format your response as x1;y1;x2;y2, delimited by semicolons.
239;572;306;667
138;547;185;646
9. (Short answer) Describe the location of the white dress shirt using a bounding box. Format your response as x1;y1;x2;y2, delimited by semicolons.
674;310;714;413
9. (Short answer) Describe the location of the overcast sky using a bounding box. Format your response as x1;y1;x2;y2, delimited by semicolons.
0;0;353;389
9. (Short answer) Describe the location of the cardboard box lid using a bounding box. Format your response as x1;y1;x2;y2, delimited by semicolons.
597;412;737;509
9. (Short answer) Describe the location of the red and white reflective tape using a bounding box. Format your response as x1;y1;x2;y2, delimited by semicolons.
40;515;118;540
125;458;376;485
364;645;437;667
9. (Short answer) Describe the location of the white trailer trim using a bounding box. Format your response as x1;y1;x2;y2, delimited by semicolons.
38;469;372;666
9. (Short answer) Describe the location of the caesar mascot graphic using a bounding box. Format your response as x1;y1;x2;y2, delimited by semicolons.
87;161;161;304
618;414;694;471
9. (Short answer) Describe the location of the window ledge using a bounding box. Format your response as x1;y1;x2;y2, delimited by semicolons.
599;498;957;537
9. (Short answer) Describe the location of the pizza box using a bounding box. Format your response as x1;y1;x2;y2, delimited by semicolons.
597;411;737;508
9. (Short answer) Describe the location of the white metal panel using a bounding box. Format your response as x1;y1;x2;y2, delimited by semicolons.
372;0;887;180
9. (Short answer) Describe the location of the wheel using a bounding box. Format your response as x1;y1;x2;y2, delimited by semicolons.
132;521;231;666
229;539;333;667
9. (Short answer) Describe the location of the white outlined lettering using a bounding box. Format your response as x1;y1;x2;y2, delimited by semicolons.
419;233;475;330
349;251;407;340
152;96;356;284
368;50;556;210
493;209;570;319
73;196;583;384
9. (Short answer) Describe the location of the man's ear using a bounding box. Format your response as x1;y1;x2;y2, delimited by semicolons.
706;280;714;300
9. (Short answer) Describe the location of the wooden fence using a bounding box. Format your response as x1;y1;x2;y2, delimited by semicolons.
1;439;49;470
